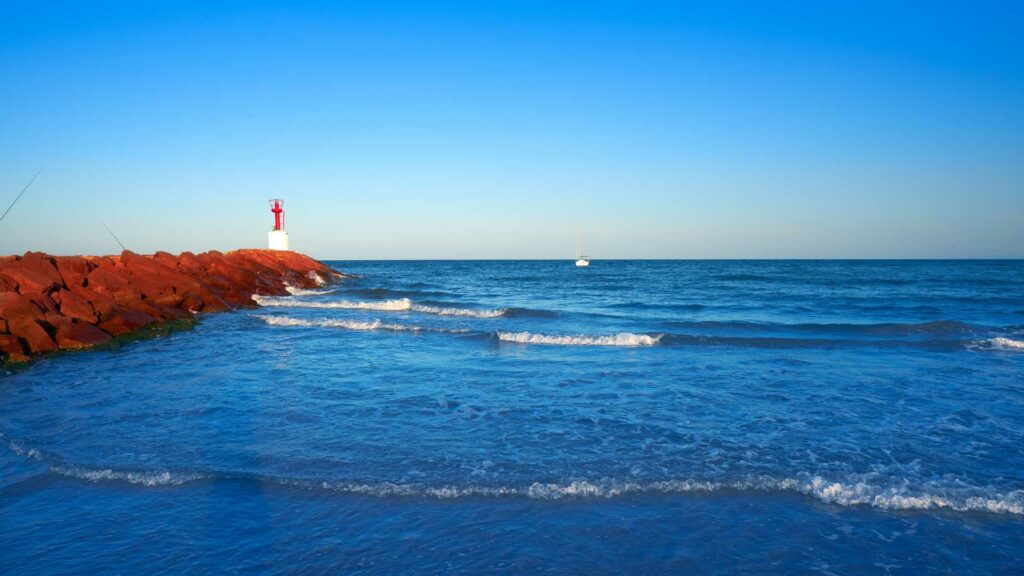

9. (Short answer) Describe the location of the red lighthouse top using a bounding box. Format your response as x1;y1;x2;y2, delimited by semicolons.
269;199;284;231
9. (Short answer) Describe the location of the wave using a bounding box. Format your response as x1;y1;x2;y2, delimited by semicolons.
257;315;469;334
253;295;506;318
975;337;1024;351
51;466;208;486
411;303;506;318
497;331;661;347
4;432;1019;514
284;286;336;296
254;295;413;311
40;464;1024;515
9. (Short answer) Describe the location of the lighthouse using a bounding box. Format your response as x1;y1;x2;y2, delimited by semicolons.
267;199;290;251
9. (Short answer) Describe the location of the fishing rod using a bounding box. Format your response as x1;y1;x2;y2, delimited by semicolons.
0;167;44;226
100;220;127;251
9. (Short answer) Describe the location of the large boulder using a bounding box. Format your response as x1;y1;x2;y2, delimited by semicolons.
98;309;157;336
56;321;113;349
54;256;93;289
7;317;57;354
1;252;63;294
54;289;99;324
0;335;28;363
0;292;45;323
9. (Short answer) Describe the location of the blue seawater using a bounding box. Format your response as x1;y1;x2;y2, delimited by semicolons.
2;260;1023;574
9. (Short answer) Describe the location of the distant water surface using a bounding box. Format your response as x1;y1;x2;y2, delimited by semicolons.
2;260;1023;574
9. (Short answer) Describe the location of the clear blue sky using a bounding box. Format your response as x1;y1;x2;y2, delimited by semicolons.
1;1;1021;258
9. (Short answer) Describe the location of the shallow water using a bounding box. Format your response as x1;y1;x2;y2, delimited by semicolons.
2;260;1023;574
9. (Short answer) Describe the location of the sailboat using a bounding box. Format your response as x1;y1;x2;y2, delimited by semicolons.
575;222;591;267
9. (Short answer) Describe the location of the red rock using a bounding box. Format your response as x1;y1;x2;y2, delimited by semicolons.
98;309;157;336
88;265;143;305
0;273;18;292
0;252;63;294
68;285;120;322
7;317;57;354
55;289;99;324
152;251;179;268
26;292;59;314
0;335;29;363
1;248;337;364
152;292;184;308
0;291;44;318
56;321;112;349
54;256;93;288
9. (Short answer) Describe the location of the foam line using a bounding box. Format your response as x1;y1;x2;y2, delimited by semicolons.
497;331;661;347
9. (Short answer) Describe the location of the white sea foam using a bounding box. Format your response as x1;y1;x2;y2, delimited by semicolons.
257;315;469;334
51;466;208;486
1;433;43;461
259;315;415;332
282;476;1024;514
284;286;336;296
983;337;1024;350
308;271;327;286
38;467;1024;512
497;331;661;347
254;295;413;311
253;295;506;318
5;427;1019;514
409;303;507;318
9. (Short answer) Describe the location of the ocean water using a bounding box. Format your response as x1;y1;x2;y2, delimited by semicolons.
2;260;1023;574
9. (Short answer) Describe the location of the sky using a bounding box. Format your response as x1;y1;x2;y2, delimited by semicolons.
0;1;1021;259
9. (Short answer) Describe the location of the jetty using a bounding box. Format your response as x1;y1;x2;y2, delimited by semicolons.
0;249;339;364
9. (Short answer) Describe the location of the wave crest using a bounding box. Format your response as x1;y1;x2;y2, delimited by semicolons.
254;295;413;311
254;295;506;317
284;286;336;296
257;315;469;334
497;331;661;347
4;435;1020;515
410;303;506;318
981;337;1024;350
52;466;208;486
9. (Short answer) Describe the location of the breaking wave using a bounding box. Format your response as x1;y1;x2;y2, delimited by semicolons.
4;432;1020;514
51;466;208;487
256;315;469;334
253;295;506;318
497;331;661;347
975;337;1024;351
39;466;1024;515
411;303;506;318
284;286;336;296
254;295;413;311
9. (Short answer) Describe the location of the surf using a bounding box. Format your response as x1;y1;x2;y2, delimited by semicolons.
497;331;662;347
253;295;507;318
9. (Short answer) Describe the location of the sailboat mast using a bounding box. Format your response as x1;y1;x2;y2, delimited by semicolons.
576;222;581;260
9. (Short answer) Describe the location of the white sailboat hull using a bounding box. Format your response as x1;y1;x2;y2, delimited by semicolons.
574;222;591;267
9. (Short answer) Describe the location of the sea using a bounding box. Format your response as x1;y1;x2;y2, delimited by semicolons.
2;260;1022;574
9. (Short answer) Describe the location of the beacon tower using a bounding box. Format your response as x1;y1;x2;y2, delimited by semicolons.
267;199;290;251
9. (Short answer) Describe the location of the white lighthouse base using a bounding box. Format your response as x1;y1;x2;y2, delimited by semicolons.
268;230;290;251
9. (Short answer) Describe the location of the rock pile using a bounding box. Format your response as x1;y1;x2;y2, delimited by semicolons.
0;249;339;364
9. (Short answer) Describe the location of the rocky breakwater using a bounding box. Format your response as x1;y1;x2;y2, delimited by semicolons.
0;249;340;365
